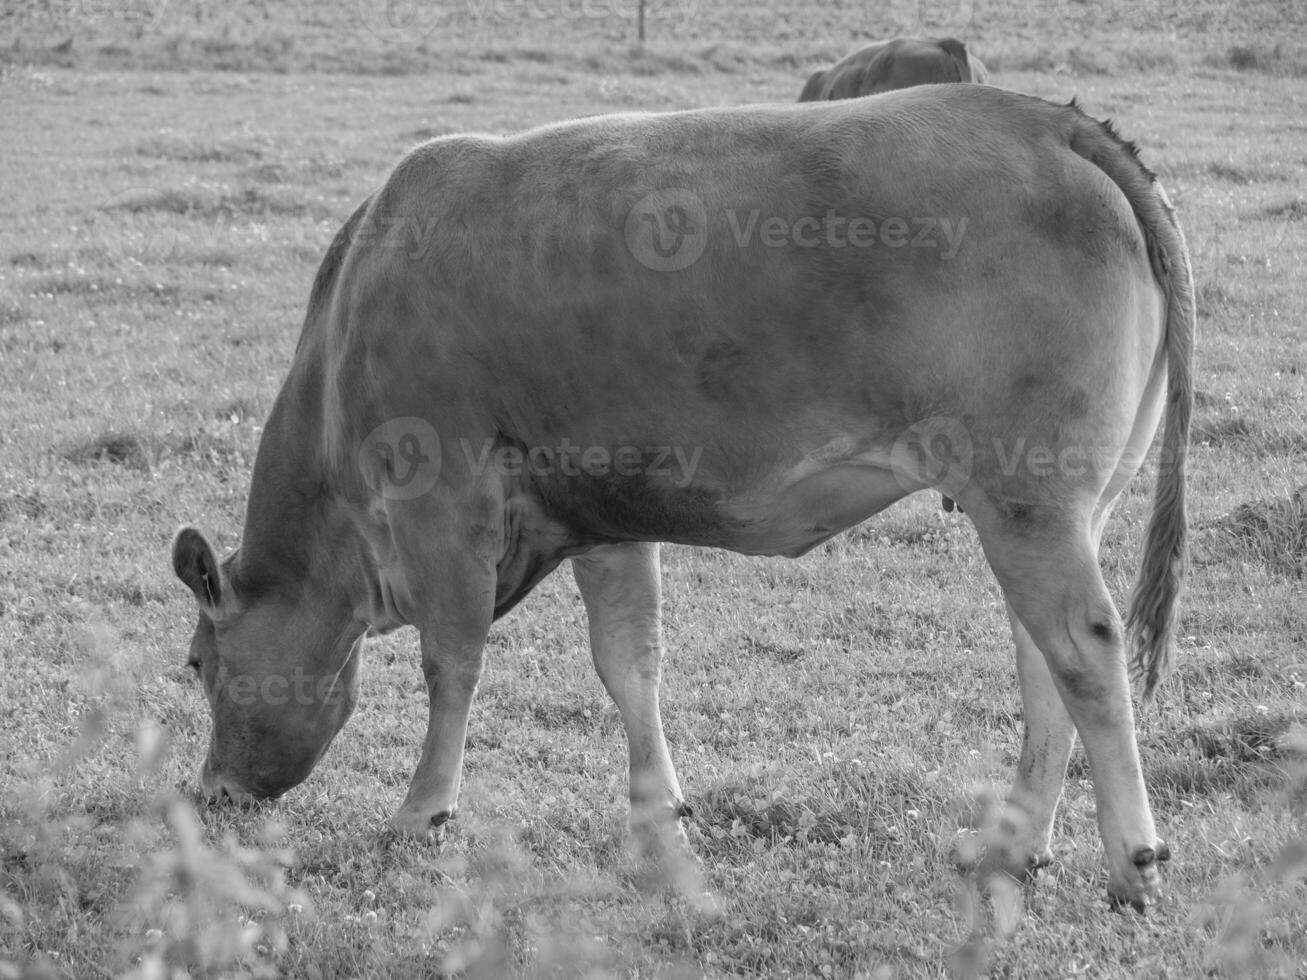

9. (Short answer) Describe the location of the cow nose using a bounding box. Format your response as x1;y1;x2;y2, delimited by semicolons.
199;760;255;804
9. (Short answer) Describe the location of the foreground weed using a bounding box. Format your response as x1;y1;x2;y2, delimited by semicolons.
114;804;306;980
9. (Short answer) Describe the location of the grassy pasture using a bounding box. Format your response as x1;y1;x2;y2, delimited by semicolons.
2;2;1307;976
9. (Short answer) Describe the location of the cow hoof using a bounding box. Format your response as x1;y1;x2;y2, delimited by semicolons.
1132;846;1156;867
1106;878;1161;914
993;849;1053;887
1107;843;1167;913
1108;892;1146;914
1020;849;1054;884
630;800;693;861
389;807;455;842
955;835;1053;887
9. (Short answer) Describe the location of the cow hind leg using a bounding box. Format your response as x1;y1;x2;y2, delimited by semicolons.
987;598;1077;881
971;507;1167;909
571;542;688;856
994;506;1130;882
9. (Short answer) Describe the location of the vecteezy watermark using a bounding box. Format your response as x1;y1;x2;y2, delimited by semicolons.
465;0;634;22
352;0;443;46
882;0;975;35
25;0;174;31
625;189;709;273
222;667;351;707
726;210;968;258
352;0;646;46
890;416;975;497
356;423;705;500
624;188;969;272
357;417;443;501
342;212;440;260
888;415;1179;500
987;436;1161;482
85;186;338;264
86;187;186;261
460;437;703;487
85;188;437;268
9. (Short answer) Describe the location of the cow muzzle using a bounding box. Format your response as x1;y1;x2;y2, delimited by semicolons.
199;759;257;804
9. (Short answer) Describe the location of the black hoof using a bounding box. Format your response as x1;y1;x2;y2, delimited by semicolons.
1132;846;1156;868
1019;852;1053;884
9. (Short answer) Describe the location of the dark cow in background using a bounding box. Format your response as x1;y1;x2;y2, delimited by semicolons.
799;36;989;101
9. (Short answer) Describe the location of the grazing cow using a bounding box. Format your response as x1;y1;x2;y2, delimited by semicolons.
799;36;989;101
173;84;1193;911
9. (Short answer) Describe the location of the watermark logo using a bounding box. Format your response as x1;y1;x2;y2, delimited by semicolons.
465;0;630;23
32;0;174;31
222;666;351;707
890;416;974;496
625;190;969;272
885;0;974;35
625;188;709;272
86;185;338;263
352;0;442;47
354;424;705;498
460;437;702;487
86;186;186;261
344;213;440;261
357;417;442;500
726;210;967;257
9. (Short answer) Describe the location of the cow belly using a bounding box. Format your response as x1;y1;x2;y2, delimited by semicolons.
718;461;910;557
524;450;910;559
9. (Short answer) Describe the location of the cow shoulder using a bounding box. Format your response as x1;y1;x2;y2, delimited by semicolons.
384;133;503;204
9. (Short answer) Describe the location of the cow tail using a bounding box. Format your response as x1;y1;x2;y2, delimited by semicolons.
1068;105;1196;702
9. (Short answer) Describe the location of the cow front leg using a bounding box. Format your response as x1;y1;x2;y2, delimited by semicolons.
572;542;688;855
387;496;498;839
390;629;489;838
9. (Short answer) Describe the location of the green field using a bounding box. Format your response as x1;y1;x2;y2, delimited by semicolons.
2;1;1306;977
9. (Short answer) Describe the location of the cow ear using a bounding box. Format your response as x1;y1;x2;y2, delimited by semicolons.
172;526;223;610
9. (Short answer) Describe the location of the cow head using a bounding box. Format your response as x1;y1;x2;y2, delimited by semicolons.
172;526;363;802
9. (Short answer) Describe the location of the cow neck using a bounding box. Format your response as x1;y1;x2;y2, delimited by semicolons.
233;346;359;610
